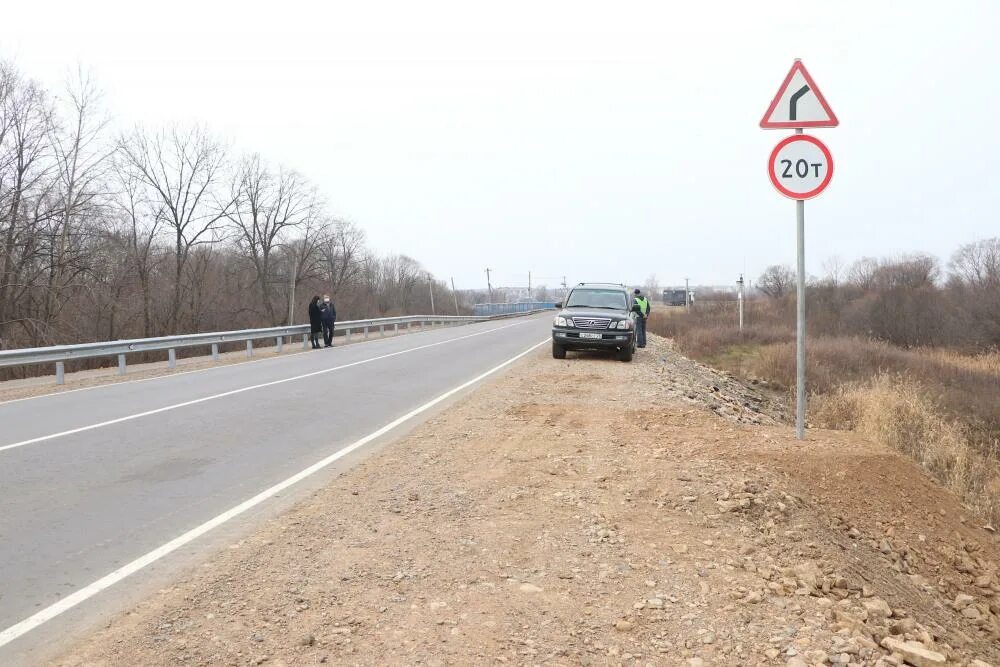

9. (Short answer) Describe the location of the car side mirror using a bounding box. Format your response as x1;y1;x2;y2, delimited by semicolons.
555;302;562;308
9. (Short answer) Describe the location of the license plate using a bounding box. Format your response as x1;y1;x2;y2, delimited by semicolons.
579;332;603;339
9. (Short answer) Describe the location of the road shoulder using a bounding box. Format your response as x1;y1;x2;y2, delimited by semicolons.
51;335;1000;666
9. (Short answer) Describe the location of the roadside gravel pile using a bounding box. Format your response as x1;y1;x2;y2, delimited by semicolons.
53;334;999;666
637;336;790;425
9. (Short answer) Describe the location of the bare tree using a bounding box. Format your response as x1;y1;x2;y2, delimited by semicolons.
0;64;56;344
643;273;659;297
320;218;365;297
43;68;112;328
847;257;880;291
873;253;939;290
228;154;317;324
0;58;475;363
757;264;795;299
117;125;235;332
821;255;845;286
112;152;165;336
950;237;1000;289
281;214;329;325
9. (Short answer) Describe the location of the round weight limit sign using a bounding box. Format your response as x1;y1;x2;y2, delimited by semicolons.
768;134;833;200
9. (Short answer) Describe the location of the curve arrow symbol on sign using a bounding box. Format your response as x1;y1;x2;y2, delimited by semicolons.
789;85;810;122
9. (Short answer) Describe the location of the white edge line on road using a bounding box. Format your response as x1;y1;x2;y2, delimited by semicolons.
0;337;549;650
0;316;546;408
0;320;532;454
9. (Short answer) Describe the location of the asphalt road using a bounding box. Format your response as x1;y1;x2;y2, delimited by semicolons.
0;314;550;664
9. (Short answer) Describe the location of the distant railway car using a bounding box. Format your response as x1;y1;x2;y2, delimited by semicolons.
662;289;687;306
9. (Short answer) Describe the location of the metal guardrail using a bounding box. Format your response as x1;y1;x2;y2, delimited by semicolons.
473;302;558;316
0;310;553;385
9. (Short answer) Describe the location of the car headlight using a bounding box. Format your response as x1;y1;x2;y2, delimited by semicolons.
554;316;569;327
616;320;633;329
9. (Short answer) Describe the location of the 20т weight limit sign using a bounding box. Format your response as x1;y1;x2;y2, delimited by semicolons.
768;134;833;200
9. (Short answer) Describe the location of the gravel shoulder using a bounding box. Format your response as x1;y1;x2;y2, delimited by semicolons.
50;334;999;666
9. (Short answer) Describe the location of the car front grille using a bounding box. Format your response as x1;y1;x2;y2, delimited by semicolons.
572;317;612;330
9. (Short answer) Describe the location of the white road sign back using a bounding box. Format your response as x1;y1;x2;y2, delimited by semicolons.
760;60;838;129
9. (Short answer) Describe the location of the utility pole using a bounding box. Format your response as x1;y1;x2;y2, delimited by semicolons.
428;273;436;315
528;271;532;301
684;277;690;312
737;274;745;332
561;276;567;300
450;277;460;315
486;268;493;303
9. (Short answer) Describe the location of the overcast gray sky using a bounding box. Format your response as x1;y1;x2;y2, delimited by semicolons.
2;0;997;290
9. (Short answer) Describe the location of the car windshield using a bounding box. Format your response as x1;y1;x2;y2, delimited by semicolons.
566;288;627;310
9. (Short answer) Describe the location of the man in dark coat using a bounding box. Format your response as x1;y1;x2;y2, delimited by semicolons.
308;296;322;349
319;294;336;347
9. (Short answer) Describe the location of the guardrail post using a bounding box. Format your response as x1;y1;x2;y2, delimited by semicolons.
212;343;220;360
346;328;352;342
364;326;369;340
276;336;283;353
394;322;399;335
56;361;65;385
246;340;253;358
407;321;412;331
118;354;126;376
168;348;176;369
302;334;309;349
379;324;385;337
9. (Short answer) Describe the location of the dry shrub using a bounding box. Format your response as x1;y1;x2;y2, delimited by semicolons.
814;375;1000;526
646;306;791;361
752;343;796;386
747;338;1000;430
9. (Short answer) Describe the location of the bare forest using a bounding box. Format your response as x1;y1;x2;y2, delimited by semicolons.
0;61;459;357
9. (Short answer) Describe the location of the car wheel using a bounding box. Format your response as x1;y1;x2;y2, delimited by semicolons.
618;345;633;362
552;341;567;359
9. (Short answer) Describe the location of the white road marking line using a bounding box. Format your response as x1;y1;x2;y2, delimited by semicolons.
0;316;546;407
0;320;532;454
0;337;548;650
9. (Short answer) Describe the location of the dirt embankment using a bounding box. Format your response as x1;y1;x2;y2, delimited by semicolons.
53;335;999;666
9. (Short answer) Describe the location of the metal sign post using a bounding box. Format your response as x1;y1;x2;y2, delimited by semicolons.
761;59;838;440
795;129;806;439
737;274;745;332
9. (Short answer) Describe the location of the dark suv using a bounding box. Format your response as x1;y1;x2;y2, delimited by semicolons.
551;283;636;362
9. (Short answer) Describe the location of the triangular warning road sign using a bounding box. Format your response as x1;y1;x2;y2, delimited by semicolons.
760;60;838;129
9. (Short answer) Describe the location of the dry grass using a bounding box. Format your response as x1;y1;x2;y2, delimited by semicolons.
749;339;1000;431
648;305;1000;527
815;375;1000;526
646;307;791;363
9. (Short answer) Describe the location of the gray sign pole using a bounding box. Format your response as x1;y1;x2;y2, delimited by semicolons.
794;127;806;439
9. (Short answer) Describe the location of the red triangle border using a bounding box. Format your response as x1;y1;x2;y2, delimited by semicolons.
760;60;839;129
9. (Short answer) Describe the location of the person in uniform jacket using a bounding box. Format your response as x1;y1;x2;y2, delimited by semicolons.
631;288;651;348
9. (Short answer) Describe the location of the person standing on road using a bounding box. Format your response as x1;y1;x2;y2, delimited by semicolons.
632;288;651;349
308;296;323;349
319;294;337;348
